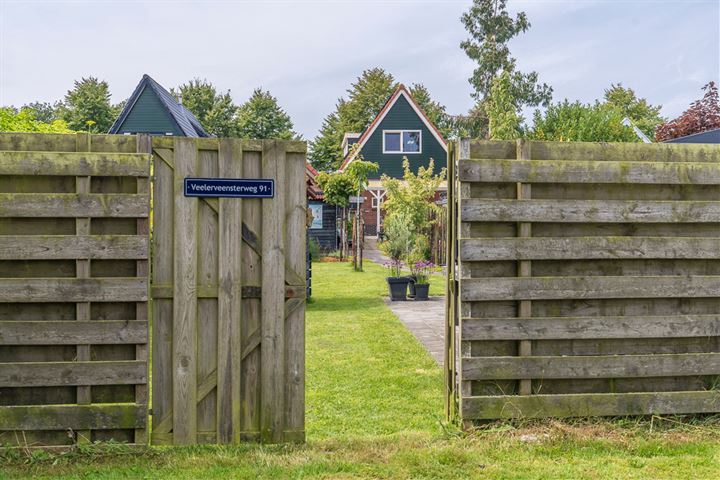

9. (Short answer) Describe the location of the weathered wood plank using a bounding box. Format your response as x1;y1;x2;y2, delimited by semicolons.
0;193;149;218
151;143;174;441
461;275;720;301
462;391;720;419
462;353;720;380
240;150;262;437
217;139;243;444
460;236;720;261
172;137;198;445
285;151;306;441
461;198;720;223
0;361;147;387
0;235;148;260
0;278;147;302
461;314;720;340
515;139;532;396
459;158;720;184
0;320;147;344
0;133;77;152
135;133;151;445
0;151;150;176
195;147;219;441
0;404;146;430
261;140;286;443
527;140;720;163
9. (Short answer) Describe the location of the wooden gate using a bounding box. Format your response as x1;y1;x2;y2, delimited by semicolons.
150;137;306;445
0;133;151;446
447;139;720;425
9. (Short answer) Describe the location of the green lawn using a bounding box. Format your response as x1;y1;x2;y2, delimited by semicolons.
3;261;720;479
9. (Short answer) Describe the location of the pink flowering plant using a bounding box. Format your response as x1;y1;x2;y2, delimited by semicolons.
384;259;404;278
413;260;435;285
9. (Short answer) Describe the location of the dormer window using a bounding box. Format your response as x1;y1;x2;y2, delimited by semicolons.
383;130;421;154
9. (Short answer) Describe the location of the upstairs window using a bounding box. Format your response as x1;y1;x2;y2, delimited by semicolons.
383;130;421;154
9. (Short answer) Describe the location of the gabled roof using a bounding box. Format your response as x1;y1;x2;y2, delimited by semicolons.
664;127;720;144
306;163;324;200
340;84;447;170
109;74;210;137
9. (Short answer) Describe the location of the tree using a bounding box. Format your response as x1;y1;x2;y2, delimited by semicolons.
338;68;397;134
316;158;378;265
59;77;119;132
0;107;73;133
308;112;343;172
529;100;638;142
655;82;720;141
235;88;296;140
381;158;445;241
485;71;523;140
173;78;237;137
460;0;552;107
22;101;61;123
604;84;664;138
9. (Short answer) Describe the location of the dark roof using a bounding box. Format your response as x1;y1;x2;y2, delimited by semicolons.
109;74;210;137
664;128;720;144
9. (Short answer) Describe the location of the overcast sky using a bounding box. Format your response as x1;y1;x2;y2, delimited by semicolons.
1;0;718;138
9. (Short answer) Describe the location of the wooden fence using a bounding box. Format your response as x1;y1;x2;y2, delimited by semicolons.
447;139;720;424
0;133;151;446
150;137;306;445
0;133;306;447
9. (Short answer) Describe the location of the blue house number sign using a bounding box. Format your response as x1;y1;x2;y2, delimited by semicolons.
184;178;274;198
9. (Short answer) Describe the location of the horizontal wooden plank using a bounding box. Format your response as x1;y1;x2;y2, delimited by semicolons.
0;404;146;430
460;237;720;261
458;158;720;184
462;353;720;381
0;235;148;260
150;137;307;154
0;320;147;345
461;199;720;223
0;151;150;176
462;314;720;340
527;140;720;163
462;391;720;420
0;194;148;218
461;275;720;301
0;360;146;387
151;285;304;299
0;278;148;302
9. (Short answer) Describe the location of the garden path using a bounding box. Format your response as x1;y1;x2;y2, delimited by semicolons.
384;296;445;366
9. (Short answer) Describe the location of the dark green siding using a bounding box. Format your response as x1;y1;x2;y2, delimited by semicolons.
116;86;182;135
359;95;447;179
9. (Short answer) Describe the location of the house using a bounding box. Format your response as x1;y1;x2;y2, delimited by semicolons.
664;128;720;144
339;84;448;237
306;163;338;251
109;74;210;137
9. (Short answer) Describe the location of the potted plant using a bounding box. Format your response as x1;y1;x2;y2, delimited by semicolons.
381;214;414;301
405;235;429;298
412;260;435;301
384;259;409;301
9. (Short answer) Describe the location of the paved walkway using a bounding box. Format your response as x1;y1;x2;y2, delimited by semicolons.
363;236;389;265
384;296;446;366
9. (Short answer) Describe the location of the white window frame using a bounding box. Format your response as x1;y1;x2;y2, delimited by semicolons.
382;130;422;154
371;196;382;209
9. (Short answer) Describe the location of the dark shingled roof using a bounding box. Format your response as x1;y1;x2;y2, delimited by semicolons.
109;74;210;137
664;128;720;144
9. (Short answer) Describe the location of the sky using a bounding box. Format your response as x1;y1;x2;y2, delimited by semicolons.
0;0;718;139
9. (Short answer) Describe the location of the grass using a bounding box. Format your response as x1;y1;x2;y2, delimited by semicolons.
3;261;720;479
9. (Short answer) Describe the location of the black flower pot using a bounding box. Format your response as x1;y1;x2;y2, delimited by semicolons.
387;277;410;301
406;275;417;298
413;283;430;301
